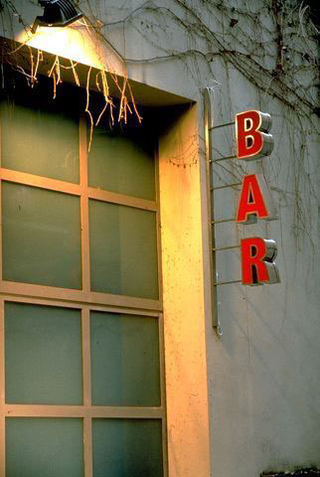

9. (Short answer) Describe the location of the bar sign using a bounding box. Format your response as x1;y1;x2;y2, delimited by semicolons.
235;110;280;286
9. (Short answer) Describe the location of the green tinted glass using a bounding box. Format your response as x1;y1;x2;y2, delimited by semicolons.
88;128;155;199
91;311;160;406
93;419;163;477
2;182;81;289
6;418;83;477
89;200;158;299
5;302;82;405
1;101;79;183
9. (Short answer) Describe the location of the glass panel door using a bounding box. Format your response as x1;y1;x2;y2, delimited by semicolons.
0;80;166;477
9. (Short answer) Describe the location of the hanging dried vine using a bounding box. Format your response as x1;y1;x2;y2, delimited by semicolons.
0;0;318;247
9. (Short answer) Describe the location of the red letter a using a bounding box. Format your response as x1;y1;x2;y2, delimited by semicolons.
236;174;269;223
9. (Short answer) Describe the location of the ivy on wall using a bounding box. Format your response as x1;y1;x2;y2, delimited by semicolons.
0;0;318;250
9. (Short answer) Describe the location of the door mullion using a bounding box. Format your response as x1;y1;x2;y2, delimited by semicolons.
79;115;91;293
0;298;5;477
84;417;93;477
82;305;93;477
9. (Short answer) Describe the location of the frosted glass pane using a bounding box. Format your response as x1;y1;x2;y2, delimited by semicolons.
5;302;82;405
91;312;160;406
90;200;158;299
93;419;163;477
2;182;81;289
89;128;155;200
1;101;79;183
6;418;83;477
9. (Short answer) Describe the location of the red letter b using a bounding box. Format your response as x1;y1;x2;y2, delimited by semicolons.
236;110;274;160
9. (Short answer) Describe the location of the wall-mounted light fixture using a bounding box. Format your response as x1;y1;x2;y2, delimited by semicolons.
32;0;83;34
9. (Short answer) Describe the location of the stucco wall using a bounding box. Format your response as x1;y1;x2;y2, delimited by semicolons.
158;104;212;477
205;71;319;476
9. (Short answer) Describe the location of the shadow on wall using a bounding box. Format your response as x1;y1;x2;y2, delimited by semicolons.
262;468;320;477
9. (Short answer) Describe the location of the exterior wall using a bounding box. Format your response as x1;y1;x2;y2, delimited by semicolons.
205;74;320;476
1;1;319;476
158;105;211;477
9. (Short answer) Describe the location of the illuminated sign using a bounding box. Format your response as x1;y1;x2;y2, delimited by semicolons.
235;110;280;286
236;174;276;223
241;238;280;285
235;110;274;160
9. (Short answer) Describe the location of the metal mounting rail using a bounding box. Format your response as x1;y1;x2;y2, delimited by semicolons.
213;279;242;286
211;183;242;191
209;154;236;163
203;87;241;337
209;121;235;131
211;218;235;225
212;244;240;252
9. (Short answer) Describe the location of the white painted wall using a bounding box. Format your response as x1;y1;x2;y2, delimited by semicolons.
206;72;320;476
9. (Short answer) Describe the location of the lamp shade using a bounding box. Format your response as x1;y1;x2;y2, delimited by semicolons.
32;0;83;33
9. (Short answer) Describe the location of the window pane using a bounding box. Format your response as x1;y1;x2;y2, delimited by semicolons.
93;419;163;477
89;128;155;200
91;311;160;406
2;182;81;289
1;101;79;183
6;418;83;477
89;200;158;299
5;302;82;405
